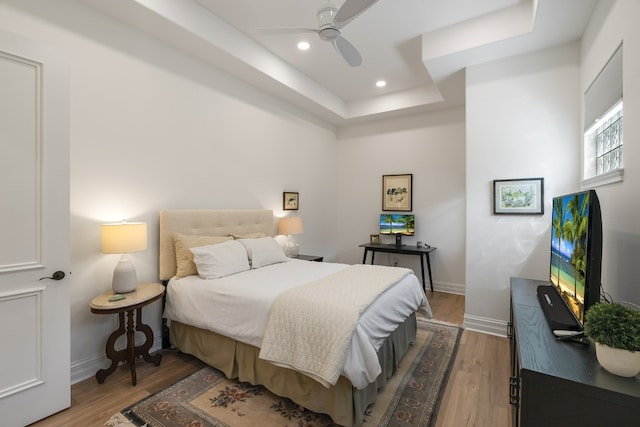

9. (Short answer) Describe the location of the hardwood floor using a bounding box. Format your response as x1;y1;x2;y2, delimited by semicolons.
30;291;511;427
29;351;207;427
426;291;511;427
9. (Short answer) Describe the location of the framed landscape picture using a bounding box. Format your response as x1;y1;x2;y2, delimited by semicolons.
493;178;544;215
382;174;412;211
283;192;299;210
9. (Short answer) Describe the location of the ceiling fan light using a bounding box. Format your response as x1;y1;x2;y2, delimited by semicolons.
297;41;310;50
319;27;340;41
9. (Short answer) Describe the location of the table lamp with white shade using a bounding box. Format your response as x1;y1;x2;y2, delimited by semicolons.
101;221;147;293
278;216;304;257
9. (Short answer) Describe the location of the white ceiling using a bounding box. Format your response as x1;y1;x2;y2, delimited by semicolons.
83;0;597;125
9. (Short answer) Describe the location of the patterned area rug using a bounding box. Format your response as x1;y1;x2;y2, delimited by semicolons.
106;319;461;427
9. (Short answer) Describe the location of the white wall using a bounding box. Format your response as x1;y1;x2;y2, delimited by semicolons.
336;108;467;294
0;0;340;382
3;0;639;387
465;42;583;335
464;0;640;335
581;0;640;305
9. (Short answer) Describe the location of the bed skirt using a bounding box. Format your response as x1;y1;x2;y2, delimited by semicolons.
169;312;417;427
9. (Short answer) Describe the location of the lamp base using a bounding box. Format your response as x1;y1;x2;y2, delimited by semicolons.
284;236;299;258
112;254;138;293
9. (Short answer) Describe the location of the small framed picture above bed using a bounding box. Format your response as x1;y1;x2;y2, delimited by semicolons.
283;192;299;210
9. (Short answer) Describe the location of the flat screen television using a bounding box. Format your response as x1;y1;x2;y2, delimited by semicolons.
537;190;602;332
380;214;414;246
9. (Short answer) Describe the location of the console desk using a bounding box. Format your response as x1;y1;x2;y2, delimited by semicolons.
359;243;436;292
509;277;640;427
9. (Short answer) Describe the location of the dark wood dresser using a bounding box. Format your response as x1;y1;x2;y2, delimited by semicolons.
509;277;640;427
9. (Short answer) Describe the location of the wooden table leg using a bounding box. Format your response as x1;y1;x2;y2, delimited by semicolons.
95;308;162;386
125;309;137;386
95;312;127;384
134;308;162;367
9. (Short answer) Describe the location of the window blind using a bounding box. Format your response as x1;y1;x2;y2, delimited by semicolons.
584;43;623;129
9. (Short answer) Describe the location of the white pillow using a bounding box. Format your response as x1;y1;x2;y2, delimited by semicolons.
238;237;287;269
173;233;233;278
190;240;250;279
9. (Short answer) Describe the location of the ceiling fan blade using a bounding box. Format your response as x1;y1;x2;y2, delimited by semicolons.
334;0;380;28
333;35;362;67
253;27;318;36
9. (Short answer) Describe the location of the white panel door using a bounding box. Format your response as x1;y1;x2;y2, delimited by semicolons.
0;28;70;426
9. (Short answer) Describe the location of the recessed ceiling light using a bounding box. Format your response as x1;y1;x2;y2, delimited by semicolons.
297;41;310;50
376;80;387;88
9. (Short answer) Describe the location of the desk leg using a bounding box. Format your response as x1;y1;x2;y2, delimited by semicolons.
362;249;368;264
419;255;427;292
371;252;375;265
426;253;434;292
95;312;127;384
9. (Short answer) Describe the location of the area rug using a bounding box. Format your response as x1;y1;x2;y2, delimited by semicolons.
106;319;461;427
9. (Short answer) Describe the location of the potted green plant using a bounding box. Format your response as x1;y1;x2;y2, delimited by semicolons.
583;302;640;377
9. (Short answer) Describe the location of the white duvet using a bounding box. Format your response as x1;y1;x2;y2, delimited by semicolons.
163;259;431;389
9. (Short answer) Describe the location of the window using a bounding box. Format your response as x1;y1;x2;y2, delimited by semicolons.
584;100;623;175
582;44;623;188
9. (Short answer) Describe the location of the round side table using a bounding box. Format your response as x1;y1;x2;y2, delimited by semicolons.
90;282;164;385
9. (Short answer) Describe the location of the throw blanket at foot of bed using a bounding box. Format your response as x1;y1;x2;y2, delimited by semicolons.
259;264;412;388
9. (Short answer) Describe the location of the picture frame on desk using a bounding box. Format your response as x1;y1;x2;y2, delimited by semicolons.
370;234;380;244
493;177;544;215
382;174;412;211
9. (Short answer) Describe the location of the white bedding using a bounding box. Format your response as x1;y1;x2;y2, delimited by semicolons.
163;259;431;389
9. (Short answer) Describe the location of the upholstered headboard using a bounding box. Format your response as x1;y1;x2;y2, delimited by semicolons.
158;209;274;281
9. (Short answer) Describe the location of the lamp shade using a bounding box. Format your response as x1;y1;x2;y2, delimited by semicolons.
101;222;147;254
278;216;304;235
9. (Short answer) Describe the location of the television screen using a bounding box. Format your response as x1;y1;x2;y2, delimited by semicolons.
380;214;415;236
549;190;602;326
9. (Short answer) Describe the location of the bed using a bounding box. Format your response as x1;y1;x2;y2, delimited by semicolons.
159;209;431;426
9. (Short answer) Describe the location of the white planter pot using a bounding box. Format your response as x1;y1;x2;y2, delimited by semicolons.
595;342;640;377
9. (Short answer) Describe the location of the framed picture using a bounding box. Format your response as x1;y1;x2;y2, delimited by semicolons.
283;192;299;210
382;174;412;211
370;234;380;244
493;178;544;215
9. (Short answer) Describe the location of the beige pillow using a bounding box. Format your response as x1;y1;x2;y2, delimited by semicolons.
231;232;268;239
173;233;233;278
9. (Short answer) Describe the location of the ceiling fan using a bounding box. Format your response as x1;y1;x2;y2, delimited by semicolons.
254;0;381;67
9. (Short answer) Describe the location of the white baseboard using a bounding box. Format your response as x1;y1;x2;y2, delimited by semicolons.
463;314;509;338
70;330;163;385
431;280;465;295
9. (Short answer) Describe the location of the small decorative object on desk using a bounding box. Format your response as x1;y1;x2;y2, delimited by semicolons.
370;234;380;244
